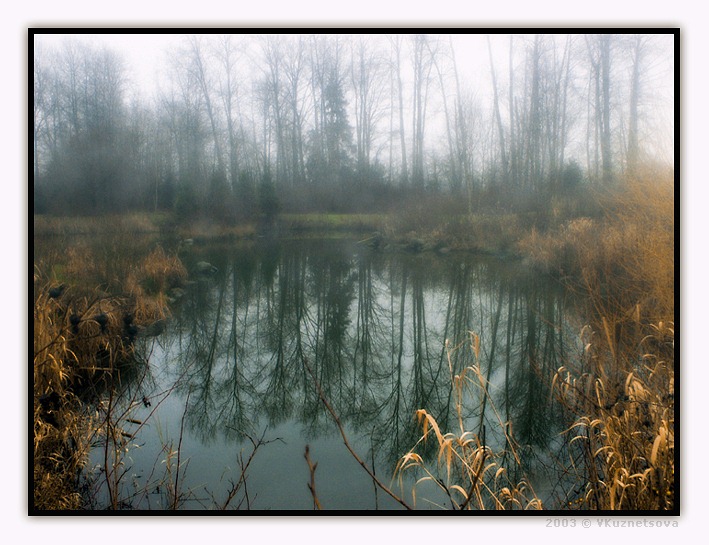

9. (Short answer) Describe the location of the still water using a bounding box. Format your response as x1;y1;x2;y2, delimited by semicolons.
88;238;581;510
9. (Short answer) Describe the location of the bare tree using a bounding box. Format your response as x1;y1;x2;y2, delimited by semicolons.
34;32;673;219
38;41;132;213
410;34;435;189
599;34;613;184
585;34;614;184
186;36;225;175
216;35;242;191
350;36;387;184
282;36;308;187
487;35;508;187
626;35;647;176
261;36;288;187
389;36;409;186
427;36;459;192
33;43;48;200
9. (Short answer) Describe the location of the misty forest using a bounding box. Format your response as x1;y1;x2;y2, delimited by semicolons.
32;32;675;512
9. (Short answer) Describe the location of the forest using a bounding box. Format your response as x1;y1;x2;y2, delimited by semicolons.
33;33;673;222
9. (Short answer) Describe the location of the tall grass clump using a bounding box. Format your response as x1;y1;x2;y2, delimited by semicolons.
33;276;164;510
125;245;188;297
33;240;188;510
33;280;101;510
552;320;674;510
395;334;543;510
537;166;675;510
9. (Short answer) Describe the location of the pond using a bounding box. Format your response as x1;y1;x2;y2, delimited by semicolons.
84;237;583;511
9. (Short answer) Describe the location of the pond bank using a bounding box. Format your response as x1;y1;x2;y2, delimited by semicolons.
32;173;675;511
33;240;189;510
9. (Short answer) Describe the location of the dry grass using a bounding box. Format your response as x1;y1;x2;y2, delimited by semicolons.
125;245;188;297
540;166;675;511
382;212;526;254
603;166;675;317
552;321;674;510
33;287;93;510
397;166;675;511
395;334;543;510
517;167;674;323
174;219;257;242
33;284;108;510
33;395;92;510
34;212;163;237
33;237;187;510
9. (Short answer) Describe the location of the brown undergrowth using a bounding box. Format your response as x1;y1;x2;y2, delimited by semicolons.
33;242;187;510
397;167;674;511
517;167;674;320
521;167;675;510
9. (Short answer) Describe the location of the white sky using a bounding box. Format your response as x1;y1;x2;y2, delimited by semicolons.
32;32;488;96
34;33;186;98
31;32;674;96
32;31;674;164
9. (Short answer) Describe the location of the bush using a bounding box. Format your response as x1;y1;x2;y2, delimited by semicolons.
258;174;281;221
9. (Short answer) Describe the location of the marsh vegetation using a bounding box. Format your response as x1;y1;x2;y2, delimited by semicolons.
33;170;674;511
32;31;674;512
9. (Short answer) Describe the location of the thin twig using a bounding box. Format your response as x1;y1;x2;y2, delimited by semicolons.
171;387;191;510
304;445;322;510
221;429;275;510
303;357;412;510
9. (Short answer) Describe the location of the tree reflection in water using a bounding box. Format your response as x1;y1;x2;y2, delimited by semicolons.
125;238;580;509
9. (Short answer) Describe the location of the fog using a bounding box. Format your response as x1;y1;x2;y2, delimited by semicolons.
33;31;674;219
31;29;677;516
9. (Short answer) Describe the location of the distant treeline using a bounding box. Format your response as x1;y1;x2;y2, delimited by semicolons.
32;33;674;220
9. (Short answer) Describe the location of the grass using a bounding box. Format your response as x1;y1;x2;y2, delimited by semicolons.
277;210;526;254
33;212;167;237
173;220;257;242
395;334;543;510
395;166;675;511
279;213;385;234
33;231;188;510
544;167;675;510
33;281;128;510
517;167;674;317
552;321;674;510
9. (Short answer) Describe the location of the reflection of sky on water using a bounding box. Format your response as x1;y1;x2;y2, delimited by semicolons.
89;239;581;510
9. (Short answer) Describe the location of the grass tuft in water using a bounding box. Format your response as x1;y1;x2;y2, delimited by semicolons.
395;334;543;510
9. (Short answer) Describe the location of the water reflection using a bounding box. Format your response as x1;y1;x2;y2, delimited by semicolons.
127;239;579;509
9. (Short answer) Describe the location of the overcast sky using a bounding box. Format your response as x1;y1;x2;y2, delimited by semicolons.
31;31;674;118
32;30;675;166
32;32;491;95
